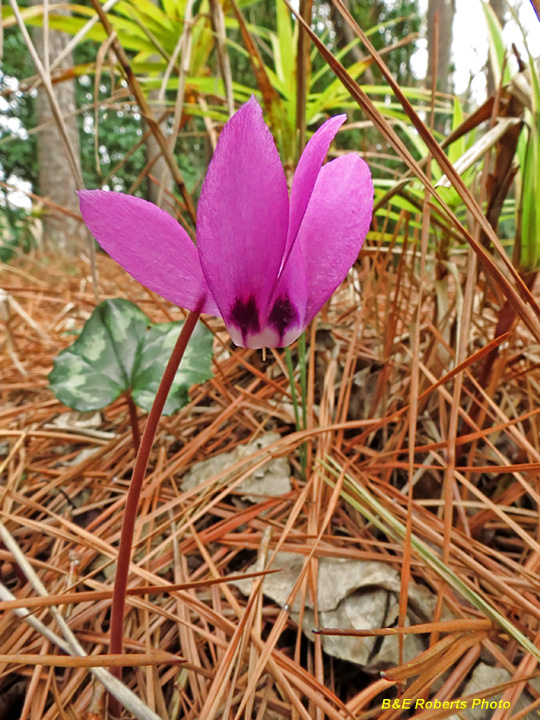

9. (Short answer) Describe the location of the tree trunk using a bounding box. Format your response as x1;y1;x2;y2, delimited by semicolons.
426;0;455;95
31;3;83;255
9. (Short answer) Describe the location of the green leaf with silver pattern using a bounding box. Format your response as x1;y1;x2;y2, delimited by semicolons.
49;299;213;415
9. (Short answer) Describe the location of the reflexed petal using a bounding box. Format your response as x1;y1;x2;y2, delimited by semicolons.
289;154;373;324
78;191;219;315
286;115;346;257
197;97;289;342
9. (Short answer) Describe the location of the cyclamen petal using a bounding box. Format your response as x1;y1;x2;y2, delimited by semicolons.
79;99;373;350
197;96;290;345
289;154;374;326
78;191;219;316
286;114;346;259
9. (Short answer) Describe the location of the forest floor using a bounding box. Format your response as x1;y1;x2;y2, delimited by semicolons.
1;249;540;720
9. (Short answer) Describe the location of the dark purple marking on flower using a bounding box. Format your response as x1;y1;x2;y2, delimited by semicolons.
230;295;261;339
268;295;299;339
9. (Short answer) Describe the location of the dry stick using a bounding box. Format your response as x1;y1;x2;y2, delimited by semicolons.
164;0;195;206
208;0;235;118
108;311;200;719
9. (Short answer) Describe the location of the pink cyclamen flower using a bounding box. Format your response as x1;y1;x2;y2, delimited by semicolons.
78;97;374;349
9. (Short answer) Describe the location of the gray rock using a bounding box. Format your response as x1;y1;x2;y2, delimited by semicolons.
181;432;291;502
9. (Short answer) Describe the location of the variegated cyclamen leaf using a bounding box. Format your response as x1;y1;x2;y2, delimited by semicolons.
48;299;213;415
131;320;214;415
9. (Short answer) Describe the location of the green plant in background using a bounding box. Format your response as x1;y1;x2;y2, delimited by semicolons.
3;0;526;270
516;61;540;271
0;24;40;255
2;0;428;198
0;26;38;187
481;2;538;273
483;1;512;92
0;204;42;262
0;0;443;277
1;0;228;209
229;0;425;165
48;299;214;447
75;41;148;194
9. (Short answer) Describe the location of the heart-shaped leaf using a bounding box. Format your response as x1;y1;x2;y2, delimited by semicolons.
49;299;213;415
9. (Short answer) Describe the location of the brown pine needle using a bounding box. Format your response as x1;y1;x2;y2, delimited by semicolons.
0;652;185;668
0;570;278;613
312;618;494;636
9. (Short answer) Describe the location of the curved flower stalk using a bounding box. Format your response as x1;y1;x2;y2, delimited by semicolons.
79;97;374;349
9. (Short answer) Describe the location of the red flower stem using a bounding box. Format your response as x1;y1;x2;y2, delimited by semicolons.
108;310;200;718
125;392;141;452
